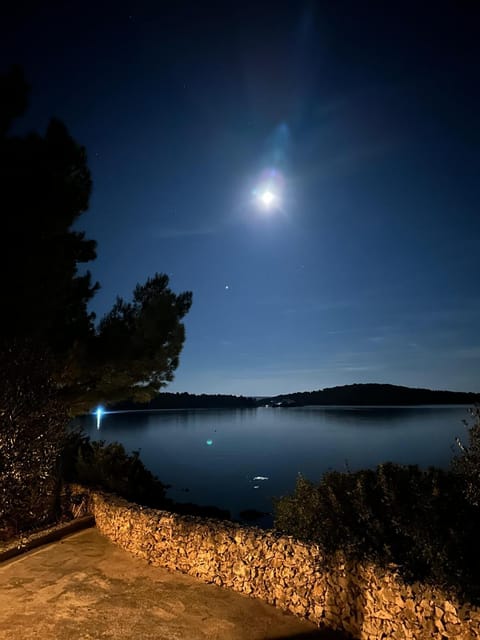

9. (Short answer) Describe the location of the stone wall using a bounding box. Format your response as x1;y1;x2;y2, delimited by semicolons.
69;485;480;639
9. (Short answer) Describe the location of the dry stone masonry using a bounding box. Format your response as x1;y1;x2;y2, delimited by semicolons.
69;485;480;639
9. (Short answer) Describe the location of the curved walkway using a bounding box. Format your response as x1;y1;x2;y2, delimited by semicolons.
0;527;346;640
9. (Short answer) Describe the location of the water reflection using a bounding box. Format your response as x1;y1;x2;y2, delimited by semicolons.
76;406;471;521
295;405;466;427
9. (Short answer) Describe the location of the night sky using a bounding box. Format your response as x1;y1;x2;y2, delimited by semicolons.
3;2;479;395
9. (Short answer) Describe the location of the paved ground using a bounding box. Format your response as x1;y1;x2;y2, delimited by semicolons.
0;527;345;640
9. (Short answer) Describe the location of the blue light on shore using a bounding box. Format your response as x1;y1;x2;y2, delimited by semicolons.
95;405;105;430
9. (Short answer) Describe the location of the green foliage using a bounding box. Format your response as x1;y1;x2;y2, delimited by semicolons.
274;463;480;601
452;407;480;507
0;341;68;538
67;274;192;414
62;428;169;508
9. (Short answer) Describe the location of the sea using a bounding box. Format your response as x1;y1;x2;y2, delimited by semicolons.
76;405;473;523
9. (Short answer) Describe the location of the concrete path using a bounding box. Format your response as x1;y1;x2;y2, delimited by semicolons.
0;527;344;640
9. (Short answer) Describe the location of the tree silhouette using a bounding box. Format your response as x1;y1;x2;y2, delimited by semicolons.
0;66;192;415
65;274;192;414
1;66;97;353
0;65;192;534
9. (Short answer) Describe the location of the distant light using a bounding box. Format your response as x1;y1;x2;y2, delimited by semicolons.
206;439;213;446
95;405;105;430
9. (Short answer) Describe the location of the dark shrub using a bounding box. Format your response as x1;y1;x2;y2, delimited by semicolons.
0;341;67;539
62;428;169;508
452;407;480;507
62;427;231;520
274;462;480;601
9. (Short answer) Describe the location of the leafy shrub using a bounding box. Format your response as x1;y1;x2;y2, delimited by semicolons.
62;428;169;508
0;341;68;539
274;462;480;601
452;407;480;507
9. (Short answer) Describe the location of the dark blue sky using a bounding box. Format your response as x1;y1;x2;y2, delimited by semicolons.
3;1;479;394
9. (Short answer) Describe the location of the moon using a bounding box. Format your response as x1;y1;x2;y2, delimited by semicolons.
251;168;284;213
259;190;276;207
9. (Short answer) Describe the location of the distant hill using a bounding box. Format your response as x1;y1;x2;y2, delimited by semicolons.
109;392;257;411
108;384;479;411
266;383;480;407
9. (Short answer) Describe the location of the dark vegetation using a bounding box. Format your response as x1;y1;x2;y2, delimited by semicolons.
268;383;480;407
451;407;480;509
274;407;480;603
62;428;230;520
0;66;191;537
0;342;67;538
111;392;257;410
62;429;170;508
109;383;478;411
0;65;191;416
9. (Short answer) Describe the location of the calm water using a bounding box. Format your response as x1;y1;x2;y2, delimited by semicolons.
77;406;472;521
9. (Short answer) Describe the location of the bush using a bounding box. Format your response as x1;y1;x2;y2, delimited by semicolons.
0;341;68;539
274;462;480;601
452;407;480;507
62;428;169;508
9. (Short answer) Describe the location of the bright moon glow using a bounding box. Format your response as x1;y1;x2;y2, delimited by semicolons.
260;190;275;207
252;168;284;212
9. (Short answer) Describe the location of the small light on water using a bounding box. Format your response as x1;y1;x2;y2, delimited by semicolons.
206;439;213;446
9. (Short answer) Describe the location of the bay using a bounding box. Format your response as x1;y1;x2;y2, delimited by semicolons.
76;405;472;522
